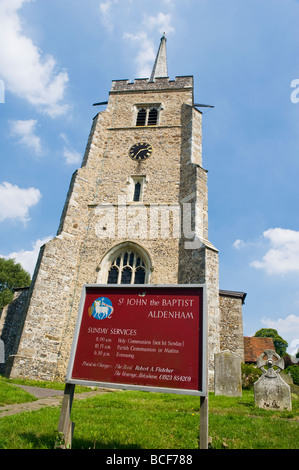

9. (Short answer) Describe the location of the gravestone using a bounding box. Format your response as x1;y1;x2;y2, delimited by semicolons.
254;349;292;411
214;350;242;397
281;373;293;386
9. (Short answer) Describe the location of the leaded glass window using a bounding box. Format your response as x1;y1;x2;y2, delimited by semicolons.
107;250;146;285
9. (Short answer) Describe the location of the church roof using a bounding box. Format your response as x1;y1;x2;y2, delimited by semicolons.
150;34;168;81
244;336;276;363
219;289;247;304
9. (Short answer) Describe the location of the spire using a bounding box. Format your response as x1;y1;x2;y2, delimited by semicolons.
149;34;168;82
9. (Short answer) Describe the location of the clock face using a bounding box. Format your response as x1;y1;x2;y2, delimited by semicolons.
129;142;153;161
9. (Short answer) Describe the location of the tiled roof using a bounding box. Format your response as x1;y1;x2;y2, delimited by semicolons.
244;336;275;363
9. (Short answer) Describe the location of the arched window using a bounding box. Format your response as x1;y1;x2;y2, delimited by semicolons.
97;243;151;285
107;250;147;285
135;106;160;126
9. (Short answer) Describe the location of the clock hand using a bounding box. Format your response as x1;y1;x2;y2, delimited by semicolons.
135;148;145;158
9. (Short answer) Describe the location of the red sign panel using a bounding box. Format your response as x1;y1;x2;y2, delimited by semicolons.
67;285;206;396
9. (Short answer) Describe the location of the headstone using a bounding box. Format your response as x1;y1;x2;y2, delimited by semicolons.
214;350;242;397
254;349;292;411
281;373;293;385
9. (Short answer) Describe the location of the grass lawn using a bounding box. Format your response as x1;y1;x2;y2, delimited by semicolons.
0;380;37;406
0;379;297;449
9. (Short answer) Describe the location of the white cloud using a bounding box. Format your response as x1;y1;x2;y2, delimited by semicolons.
233;239;246;250
60;134;81;165
251;228;299;275
99;0;112;15
63;147;81;165
124;13;175;78
124;32;156;78
261;314;299;336
146;12;175;35
1;236;52;276
98;1;175;78
99;0;119;31
0;182;41;223
99;0;118;15
0;0;69;117
10;119;42;154
261;314;299;360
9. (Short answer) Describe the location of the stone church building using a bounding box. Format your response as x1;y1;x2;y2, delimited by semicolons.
1;36;246;386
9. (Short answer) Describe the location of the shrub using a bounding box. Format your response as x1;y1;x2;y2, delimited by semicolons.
284;365;299;386
241;363;262;390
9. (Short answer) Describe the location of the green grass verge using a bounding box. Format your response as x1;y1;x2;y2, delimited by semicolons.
0;376;90;399
0;380;37;406
0;376;66;389
0;387;297;449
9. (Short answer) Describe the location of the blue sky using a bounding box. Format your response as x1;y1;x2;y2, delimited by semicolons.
0;0;299;358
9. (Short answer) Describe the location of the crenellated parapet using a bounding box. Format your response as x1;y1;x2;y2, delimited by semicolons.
110;76;194;93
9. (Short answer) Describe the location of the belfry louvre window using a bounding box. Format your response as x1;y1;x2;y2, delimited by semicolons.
148;108;158;125
136;108;147;126
136;106;159;126
107;251;146;284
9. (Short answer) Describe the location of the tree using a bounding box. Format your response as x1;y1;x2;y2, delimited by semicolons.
254;328;288;357
285;365;299;386
0;258;31;310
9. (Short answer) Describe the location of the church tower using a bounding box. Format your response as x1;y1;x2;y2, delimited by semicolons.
5;36;245;385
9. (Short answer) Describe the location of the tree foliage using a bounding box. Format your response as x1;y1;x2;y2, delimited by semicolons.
0;258;31;310
254;328;288;357
285;365;299;386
